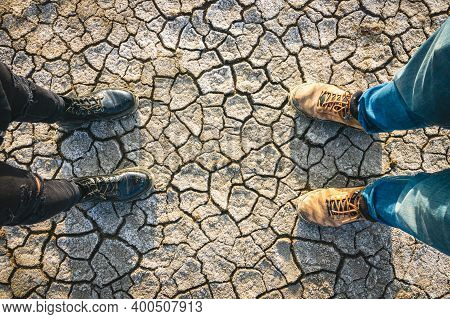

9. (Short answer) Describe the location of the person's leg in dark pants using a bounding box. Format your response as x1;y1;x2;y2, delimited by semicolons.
0;63;76;226
0;161;153;226
0;62;152;226
0;61;139;129
0;62;65;124
0;162;80;226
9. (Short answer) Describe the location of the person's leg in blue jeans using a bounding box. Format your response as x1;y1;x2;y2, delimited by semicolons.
357;18;450;255
290;18;450;256
362;170;450;256
358;17;450;133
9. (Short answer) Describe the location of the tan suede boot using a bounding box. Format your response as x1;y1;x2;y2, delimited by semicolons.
289;83;362;130
293;187;368;227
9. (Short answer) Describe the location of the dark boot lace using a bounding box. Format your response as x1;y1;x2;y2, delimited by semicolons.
66;96;104;117
317;90;353;120
326;190;362;223
77;176;119;201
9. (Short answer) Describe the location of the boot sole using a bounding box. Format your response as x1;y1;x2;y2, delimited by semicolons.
58;91;140;131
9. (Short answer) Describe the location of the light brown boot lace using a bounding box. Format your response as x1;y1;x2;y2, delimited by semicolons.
317;90;353;120
326;190;362;224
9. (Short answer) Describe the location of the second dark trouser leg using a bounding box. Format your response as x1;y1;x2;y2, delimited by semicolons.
0;62;64;123
0;162;80;226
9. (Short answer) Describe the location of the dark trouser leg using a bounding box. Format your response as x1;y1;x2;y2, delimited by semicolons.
0;162;80;226
0;62;64;123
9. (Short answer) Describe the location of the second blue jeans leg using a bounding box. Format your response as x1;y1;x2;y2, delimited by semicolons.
361;169;450;256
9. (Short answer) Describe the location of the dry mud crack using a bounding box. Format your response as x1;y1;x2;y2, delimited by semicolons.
0;0;449;299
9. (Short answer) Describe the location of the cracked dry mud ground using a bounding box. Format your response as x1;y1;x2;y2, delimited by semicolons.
0;0;449;299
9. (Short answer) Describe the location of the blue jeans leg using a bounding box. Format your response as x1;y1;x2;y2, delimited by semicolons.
361;169;450;256
358;81;425;133
357;18;450;133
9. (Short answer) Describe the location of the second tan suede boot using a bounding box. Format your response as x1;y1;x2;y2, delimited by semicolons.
289;83;363;130
293;187;369;227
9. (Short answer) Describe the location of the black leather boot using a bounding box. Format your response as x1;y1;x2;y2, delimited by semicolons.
73;167;152;203
57;89;138;129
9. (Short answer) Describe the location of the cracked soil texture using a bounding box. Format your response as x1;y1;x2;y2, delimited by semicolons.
0;0;449;299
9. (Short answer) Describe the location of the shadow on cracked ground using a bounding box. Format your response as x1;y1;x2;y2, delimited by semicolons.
0;0;449;299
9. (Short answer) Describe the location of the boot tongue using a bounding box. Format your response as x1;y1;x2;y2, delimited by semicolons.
329;192;360;217
73;178;96;200
319;92;327;106
62;96;103;118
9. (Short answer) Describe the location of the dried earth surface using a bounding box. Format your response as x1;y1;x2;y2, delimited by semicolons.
0;0;449;299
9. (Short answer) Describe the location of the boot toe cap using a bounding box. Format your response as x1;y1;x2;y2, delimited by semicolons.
130;172;151;192
289;83;323;114
293;191;319;223
101;89;138;115
117;168;152;201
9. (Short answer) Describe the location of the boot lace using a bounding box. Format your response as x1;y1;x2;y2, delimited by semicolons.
66;96;104;116
317;90;352;120
79;176;119;200
326;190;362;223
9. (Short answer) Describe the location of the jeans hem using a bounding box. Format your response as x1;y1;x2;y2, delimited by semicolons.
361;180;385;223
